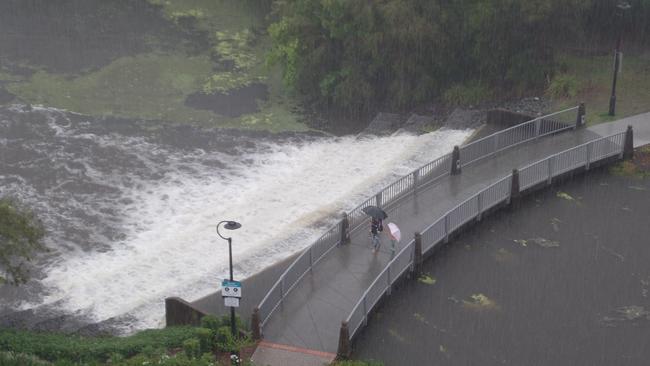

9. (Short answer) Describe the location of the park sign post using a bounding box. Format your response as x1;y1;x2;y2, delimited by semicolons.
222;279;242;308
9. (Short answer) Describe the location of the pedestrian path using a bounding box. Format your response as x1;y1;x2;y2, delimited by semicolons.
251;112;650;365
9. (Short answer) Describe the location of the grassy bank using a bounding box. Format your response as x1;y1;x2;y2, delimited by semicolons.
0;0;307;133
0;315;256;365
549;52;650;124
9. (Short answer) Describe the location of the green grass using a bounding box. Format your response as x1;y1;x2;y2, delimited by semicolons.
6;53;218;123
0;326;197;364
1;0;309;133
224;63;310;133
549;53;650;125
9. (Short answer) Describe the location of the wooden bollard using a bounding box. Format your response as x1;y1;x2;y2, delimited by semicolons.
623;125;634;160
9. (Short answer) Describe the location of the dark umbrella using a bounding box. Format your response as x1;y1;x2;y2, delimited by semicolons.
362;205;388;220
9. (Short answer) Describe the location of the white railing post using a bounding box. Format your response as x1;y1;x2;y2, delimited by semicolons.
586;142;592;170
413;170;419;194
547;156;553;185
535;118;541;138
444;214;450;243
477;192;483;221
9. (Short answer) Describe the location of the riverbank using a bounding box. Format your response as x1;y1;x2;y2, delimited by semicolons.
351;145;650;366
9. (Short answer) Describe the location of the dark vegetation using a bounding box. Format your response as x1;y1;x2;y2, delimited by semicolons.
0;315;256;365
268;0;650;120
0;197;45;286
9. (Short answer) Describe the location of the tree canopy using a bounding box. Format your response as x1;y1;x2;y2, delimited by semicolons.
0;197;45;286
267;0;649;120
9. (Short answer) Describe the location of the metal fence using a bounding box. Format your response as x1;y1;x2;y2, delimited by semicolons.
255;107;580;333
459;107;577;166
345;131;626;342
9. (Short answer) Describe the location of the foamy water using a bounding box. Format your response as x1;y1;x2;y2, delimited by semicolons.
0;105;472;332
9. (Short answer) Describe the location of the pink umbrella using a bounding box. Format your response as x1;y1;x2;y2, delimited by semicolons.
387;222;401;242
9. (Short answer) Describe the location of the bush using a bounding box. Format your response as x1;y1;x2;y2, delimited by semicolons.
215;326;235;353
547;74;579;98
0;326;197;363
0;351;51;366
200;315;220;332
443;83;491;106
194;327;214;354
182;338;201;360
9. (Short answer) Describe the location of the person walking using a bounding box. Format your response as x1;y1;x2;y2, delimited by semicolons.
386;222;401;256
370;217;382;253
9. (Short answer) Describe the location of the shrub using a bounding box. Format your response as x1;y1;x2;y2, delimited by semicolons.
0;351;51;366
215;326;235;353
547;74;579;98
218;314;245;330
200;315;220;332
0;326;196;363
194;327;214;354
182;338;201;360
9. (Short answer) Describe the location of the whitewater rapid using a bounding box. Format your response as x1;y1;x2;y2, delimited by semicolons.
0;105;473;333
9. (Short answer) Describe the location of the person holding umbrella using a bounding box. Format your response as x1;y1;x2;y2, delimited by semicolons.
370;217;382;253
362;205;387;253
386;222;401;256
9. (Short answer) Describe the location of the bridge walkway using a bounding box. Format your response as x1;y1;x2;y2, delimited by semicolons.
252;112;649;365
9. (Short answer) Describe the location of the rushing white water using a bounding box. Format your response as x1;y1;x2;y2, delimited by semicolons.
0;105;472;332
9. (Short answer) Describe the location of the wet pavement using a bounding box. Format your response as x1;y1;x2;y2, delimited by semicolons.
351;163;650;366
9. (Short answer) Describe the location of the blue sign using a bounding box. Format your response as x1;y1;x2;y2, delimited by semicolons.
222;280;242;298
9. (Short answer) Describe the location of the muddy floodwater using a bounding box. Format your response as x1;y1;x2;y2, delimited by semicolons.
352;164;650;366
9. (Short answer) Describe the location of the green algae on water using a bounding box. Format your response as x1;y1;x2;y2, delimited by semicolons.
556;191;575;201
462;293;500;311
417;274;436;285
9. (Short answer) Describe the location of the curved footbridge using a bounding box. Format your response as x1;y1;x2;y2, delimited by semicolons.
214;108;649;366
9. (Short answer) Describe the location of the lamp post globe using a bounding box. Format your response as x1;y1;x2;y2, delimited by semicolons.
216;220;242;340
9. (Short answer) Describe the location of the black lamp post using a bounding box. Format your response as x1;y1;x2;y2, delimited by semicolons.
609;1;632;116
216;220;242;338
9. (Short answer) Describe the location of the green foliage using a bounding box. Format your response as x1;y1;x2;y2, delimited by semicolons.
6;53;218;124
547;74;579;98
0;326;197;363
0;351;51;366
112;352;217;366
182;338;200;359
215;326;235;353
200;315;220;332
267;0;647;118
203;30;266;94
0;197;45;285
443;83;491;106
194;327;213;354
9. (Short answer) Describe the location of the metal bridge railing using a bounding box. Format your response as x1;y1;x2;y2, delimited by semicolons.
255;106;582;334
459;106;578;167
344;131;626;344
